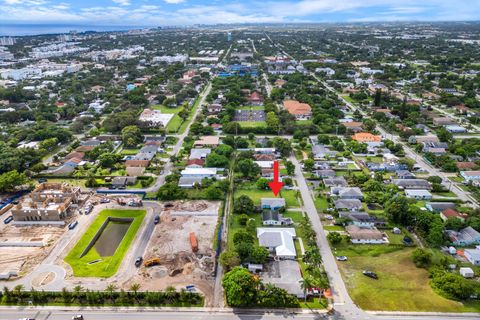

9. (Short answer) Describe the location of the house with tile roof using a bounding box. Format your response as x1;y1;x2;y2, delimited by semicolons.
283;100;312;120
352;132;382;143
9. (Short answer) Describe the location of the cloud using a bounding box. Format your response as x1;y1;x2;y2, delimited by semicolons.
112;0;130;6
163;0;185;4
0;0;479;26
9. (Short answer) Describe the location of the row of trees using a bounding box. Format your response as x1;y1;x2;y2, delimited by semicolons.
1;285;202;306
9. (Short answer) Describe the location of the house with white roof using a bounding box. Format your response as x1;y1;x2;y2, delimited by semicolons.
404;189;433;200
257;228;297;259
180;167;217;178
464;248;480;266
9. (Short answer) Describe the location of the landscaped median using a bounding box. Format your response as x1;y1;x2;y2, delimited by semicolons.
65;209;146;277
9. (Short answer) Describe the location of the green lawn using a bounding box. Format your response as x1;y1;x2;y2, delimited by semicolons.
64;209;145;278
314;196;329;212
238;121;267;128
151;105;184;133
120;148;141;155
336;248;480;312
238;105;265;110
235;183;299;207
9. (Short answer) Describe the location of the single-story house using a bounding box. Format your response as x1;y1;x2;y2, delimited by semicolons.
257;228;297;259
331;187;364;200
404;189;433;200
312;144;337;159
440;208;468;222
180;167;217;178
340;212;376;228
448;226;480;246
464;248;480;266
125;160;150;167
255;161;274;169
334;199;362;211
194;136;220;147
314;169;336;178
425;202;456;212
126;167;145;177
178;176;204;188
262;211;293;226
323;177;348;188
460;171;480;182
445;125;467;133
111;176;137;188
396;170;416;180
186;159;205;168
190;148;211;160
346;225;388;244
393;179;432;190
261;198;286;210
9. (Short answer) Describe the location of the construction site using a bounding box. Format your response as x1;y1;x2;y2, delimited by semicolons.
0;222;66;279
125;200;221;306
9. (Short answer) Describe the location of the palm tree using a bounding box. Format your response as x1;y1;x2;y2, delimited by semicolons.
105;284;117;300
73;285;84;301
13;284;24;295
129;283;141;294
164;286;177;304
129;282;141;303
299;276;314;302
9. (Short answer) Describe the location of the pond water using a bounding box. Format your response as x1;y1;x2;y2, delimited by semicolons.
94;220;131;257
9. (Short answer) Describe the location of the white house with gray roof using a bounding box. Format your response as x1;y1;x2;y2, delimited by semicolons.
257;228;297;259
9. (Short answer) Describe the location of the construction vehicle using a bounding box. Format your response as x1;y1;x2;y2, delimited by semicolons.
190;232;198;252
144;258;161;267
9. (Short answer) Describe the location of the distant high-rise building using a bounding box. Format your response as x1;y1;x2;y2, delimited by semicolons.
0;37;15;46
227;32;232;41
57;34;72;42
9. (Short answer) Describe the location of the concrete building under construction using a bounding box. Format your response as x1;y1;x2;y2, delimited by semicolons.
11;182;81;223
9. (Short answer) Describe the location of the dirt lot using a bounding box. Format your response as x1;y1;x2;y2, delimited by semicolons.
0;224;65;278
125;200;220;306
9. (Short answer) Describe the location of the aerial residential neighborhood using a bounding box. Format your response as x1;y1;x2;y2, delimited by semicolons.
0;2;480;320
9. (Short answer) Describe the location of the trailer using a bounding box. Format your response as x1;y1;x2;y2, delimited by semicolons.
189;232;198;252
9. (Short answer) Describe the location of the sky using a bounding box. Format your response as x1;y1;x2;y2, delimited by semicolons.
0;0;479;26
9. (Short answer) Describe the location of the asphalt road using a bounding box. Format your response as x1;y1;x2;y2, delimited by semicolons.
0;309;324;320
289;155;371;319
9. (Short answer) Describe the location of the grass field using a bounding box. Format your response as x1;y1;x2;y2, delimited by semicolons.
336;248;480;312
238;121;267;128
238;105;265;110
151;104;184;133
65;209;145;277
235;182;299;207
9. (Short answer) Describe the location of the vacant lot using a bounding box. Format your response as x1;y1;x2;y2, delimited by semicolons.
235;182;299;207
337;247;480;312
64;209;145;278
129;200;218;306
152;104;184;132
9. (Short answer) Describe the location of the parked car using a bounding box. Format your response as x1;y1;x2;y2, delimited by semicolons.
154;215;160;224
100;198;110;204
84;205;93;214
38;178;47;183
68;221;78;230
362;270;378;279
3;216;13;224
72;315;84;320
135;256;143;267
336;256;348;261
